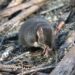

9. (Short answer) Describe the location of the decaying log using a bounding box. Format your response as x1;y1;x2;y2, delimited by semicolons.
57;31;75;59
7;0;23;8
50;46;75;75
0;2;45;33
0;0;46;18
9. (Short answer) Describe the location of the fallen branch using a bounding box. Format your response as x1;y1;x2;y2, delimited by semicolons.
0;0;46;18
0;2;45;33
7;0;23;8
58;31;75;59
50;36;75;75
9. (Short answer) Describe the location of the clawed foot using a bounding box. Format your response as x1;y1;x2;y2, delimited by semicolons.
42;45;52;57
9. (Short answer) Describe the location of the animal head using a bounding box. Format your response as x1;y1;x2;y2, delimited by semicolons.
33;26;52;48
33;27;44;47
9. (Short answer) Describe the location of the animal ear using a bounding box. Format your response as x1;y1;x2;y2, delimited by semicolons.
36;27;44;40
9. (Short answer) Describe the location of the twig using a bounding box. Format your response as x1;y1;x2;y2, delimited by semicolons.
5;51;30;64
18;65;55;75
0;64;21;73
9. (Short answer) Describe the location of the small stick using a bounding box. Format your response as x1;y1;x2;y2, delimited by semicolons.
18;65;55;75
0;64;21;73
5;51;30;64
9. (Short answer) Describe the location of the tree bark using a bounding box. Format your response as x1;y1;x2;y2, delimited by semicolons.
50;45;75;75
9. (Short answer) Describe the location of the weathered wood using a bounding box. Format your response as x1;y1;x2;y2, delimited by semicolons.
58;31;75;59
0;0;46;18
7;0;23;8
5;51;31;64
0;2;45;33
40;0;64;14
0;45;16;61
50;46;75;75
34;72;49;75
18;65;55;75
0;64;21;73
